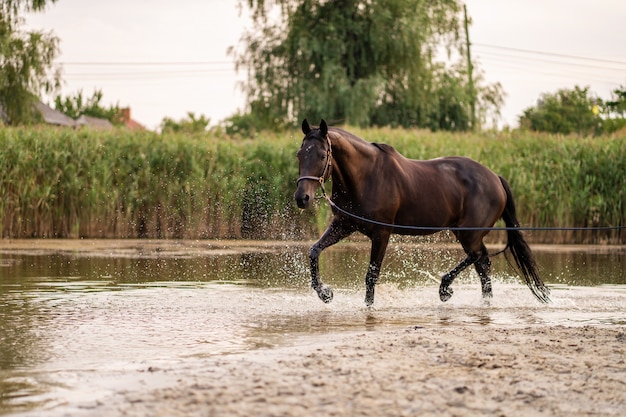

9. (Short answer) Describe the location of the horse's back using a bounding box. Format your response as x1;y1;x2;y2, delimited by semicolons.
391;156;507;230
425;156;502;189
427;156;507;227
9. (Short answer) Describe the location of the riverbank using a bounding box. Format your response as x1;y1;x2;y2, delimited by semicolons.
67;325;625;417
0;238;624;256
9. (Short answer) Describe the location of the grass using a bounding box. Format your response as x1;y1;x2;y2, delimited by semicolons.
0;126;623;243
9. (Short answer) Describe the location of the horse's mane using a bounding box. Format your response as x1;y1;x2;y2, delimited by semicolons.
328;127;400;156
371;142;397;154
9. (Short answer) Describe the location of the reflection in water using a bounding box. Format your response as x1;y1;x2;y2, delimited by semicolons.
364;313;380;330
0;298;52;413
534;250;626;286
0;242;625;415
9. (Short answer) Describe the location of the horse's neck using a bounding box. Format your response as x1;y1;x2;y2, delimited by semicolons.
328;131;377;190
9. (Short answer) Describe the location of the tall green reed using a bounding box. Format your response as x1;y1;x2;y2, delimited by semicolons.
0;126;623;243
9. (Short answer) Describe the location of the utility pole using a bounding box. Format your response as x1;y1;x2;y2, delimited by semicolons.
464;4;476;130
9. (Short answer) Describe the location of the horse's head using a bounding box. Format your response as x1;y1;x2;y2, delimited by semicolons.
294;119;331;209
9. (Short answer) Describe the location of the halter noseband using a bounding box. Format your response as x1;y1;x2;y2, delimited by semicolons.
296;134;332;186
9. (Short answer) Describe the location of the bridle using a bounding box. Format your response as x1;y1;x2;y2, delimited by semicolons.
296;134;333;188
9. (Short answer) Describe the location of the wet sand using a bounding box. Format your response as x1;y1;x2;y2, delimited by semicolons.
4;240;625;416
71;325;624;417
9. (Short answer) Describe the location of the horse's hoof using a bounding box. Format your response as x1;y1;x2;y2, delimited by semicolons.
439;287;453;302
365;288;375;307
317;285;333;303
480;291;493;306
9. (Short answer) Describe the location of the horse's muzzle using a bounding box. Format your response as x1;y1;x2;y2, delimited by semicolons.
294;192;311;209
294;185;314;209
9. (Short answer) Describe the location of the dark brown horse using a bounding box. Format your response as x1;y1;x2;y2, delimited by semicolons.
294;119;550;306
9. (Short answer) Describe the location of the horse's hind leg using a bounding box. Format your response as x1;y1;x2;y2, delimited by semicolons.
309;221;353;303
474;244;493;300
441;231;489;301
441;235;492;302
439;254;477;302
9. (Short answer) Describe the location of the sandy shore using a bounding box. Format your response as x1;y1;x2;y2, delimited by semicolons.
78;325;625;417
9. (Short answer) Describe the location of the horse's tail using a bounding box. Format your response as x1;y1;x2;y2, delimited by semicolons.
499;176;551;303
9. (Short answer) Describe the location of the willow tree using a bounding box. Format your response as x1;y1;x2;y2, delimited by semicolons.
0;0;60;125
233;0;502;129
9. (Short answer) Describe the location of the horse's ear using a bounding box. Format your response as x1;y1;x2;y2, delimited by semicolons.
320;119;328;137
302;119;311;135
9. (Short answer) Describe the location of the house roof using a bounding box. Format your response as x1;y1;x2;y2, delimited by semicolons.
118;107;145;130
125;118;145;130
34;101;76;127
1;101;146;130
75;115;114;130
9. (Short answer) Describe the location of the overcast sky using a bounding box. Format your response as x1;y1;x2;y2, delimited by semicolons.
26;0;626;130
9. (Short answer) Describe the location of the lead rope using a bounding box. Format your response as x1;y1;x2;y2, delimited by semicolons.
322;193;624;232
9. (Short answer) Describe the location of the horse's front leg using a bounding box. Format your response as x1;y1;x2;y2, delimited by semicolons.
365;231;391;306
310;221;353;303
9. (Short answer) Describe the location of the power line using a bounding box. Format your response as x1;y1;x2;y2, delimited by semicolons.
470;42;626;88
58;61;239;81
65;68;234;76
55;45;624;91
60;61;233;66
57;45;624;69
475;55;625;84
473;43;626;67
475;50;626;73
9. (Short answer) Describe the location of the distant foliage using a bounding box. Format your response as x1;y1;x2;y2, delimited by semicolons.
160;112;211;134
233;0;503;130
54;89;122;124
0;0;60;125
221;99;289;136
519;85;626;136
602;86;626;134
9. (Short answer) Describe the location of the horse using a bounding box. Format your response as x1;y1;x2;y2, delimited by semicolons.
294;119;550;306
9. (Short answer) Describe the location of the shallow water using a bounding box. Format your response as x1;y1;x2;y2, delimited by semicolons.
0;241;625;415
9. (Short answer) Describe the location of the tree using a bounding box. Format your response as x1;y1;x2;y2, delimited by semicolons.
519;86;601;136
604;86;626;118
602;85;626;134
0;0;60;125
160;112;211;134
54;89;122;124
232;0;503;130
